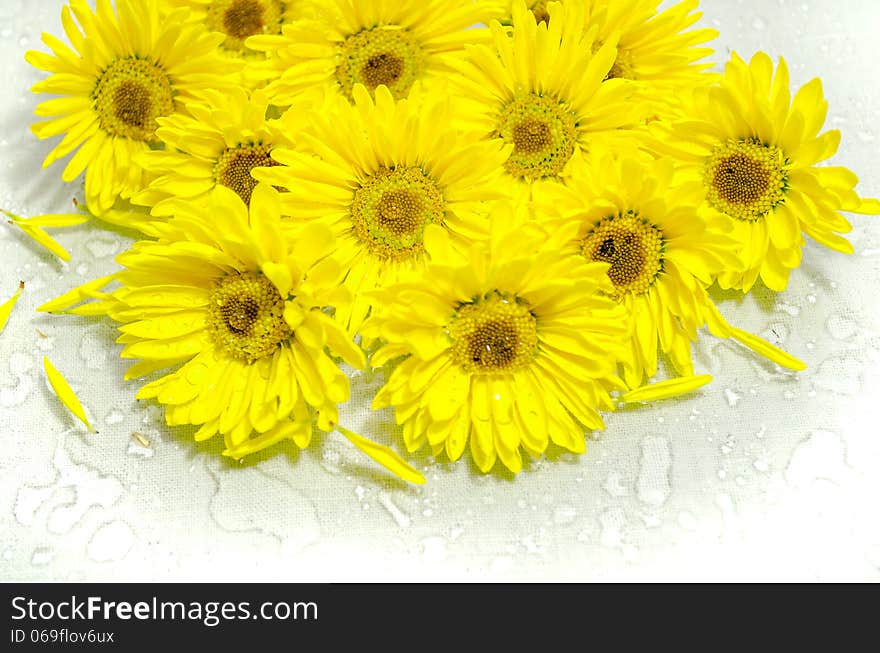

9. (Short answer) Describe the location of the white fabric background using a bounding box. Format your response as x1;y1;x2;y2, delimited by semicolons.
1;0;879;582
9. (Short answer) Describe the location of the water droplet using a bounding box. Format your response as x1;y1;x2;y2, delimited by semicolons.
31;547;53;566
599;507;626;548
105;410;124;425
752;16;767;30
636;436;672;506
378;491;411;529
813;355;862;395
723;388;742;407
786;430;847;488
826;315;858;341
603;471;628;497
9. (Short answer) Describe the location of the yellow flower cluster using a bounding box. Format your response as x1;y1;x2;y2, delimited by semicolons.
10;0;878;478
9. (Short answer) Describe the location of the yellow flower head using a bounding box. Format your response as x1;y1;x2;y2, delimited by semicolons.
163;0;304;55
542;152;805;388
656;51;880;292
255;85;510;334
26;0;241;216
161;0;310;87
108;183;364;459
246;0;496;105
363;204;631;474
493;0;718;98
450;0;643;200
133;88;289;217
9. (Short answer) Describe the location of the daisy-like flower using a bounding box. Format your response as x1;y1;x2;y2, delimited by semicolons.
161;0;309;87
163;0;303;56
26;0;242;216
362;205;632;474
542;152;806;389
255;85;509;333
246;0;497;105
133;88;289;217
98;184;364;459
655;51;880;292
450;0;643;201
500;0;717;88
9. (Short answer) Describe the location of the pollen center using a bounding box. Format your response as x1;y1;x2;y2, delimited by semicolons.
582;210;665;298
496;93;578;181
529;0;550;23
449;291;538;374
214;143;279;205
705;138;789;222
336;27;424;100
206;0;284;52
208;272;291;363
350;167;445;262
92;57;174;142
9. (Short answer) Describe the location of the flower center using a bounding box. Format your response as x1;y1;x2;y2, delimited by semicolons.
336;27;424;100
529;0;550;23
206;0;284;52
214;143;279;205
208;272;291;363
449;291;538;374
92;57;174;142
582;210;665;298
350;167;445;262
605;49;634;81
495;93;578;181
704;138;789;222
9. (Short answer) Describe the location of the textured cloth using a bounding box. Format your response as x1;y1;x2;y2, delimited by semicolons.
1;0;879;581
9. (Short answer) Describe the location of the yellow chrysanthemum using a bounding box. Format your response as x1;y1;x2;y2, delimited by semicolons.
26;0;241;216
246;0;496;105
132;88;289;217
655;51;880;292
493;0;717;89
97;184;364;458
542;152;806;388
163;0;303;55
362;205;632;474
449;0;643;201
255;85;510;334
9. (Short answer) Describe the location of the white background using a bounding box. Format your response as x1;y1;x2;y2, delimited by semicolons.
1;0;879;582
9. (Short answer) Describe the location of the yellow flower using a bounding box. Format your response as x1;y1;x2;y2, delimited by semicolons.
246;0;496;105
161;0;309;87
255;85;510;334
362;205;631;474
494;0;718;103
542;152;806;389
132;88;289;217
450;0;643;200
655;52;880;292
26;0;240;216
105;184;365;459
163;0;303;55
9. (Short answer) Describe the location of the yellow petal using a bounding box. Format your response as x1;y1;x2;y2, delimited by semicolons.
37;274;116;313
336;425;425;485
11;213;89;227
10;222;71;261
0;281;25;333
620;375;713;403
43;356;94;432
727;326;807;371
